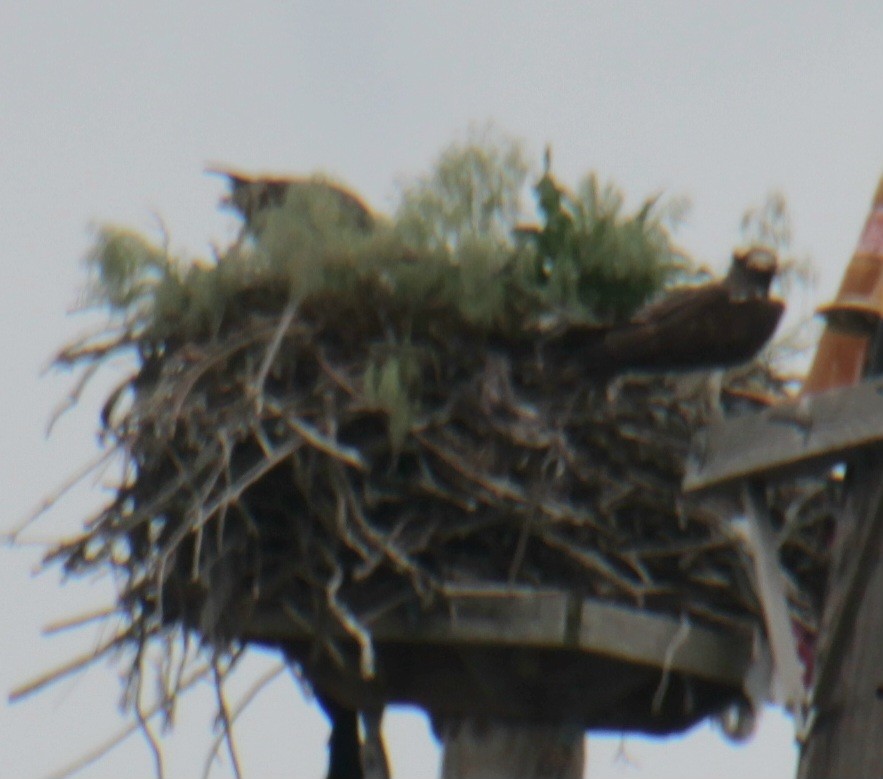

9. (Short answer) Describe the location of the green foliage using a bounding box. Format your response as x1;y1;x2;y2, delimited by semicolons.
395;126;531;252
363;350;421;450
85;227;169;312
524;166;687;322
254;178;380;296
80;130;687;344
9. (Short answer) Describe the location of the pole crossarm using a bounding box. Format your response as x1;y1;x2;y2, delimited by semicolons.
684;376;883;493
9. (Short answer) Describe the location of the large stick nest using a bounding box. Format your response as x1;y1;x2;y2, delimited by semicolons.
45;145;834;701
51;283;833;672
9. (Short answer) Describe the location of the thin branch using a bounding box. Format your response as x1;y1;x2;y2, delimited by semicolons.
265;400;367;471
201;663;284;779
539;527;646;600
327;567;375;678
652;613;692;713
152;440;294;588
46;361;103;435
208;656;243;779
155;327;276;426
251;299;298;411
316;346;359;396
9;627;134;703
38;662;211;779
134;666;165;779
43;604;119;635
9;447;119;542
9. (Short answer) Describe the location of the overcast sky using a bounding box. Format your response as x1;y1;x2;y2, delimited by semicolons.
2;3;882;778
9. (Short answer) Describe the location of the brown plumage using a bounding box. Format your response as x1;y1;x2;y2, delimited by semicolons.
207;166;376;234
602;247;783;371
550;248;784;377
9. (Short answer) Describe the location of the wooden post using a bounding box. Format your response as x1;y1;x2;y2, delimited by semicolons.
796;452;883;778
438;719;584;779
798;181;883;777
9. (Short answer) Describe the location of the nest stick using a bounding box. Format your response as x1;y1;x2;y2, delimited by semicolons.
209;656;243;779
9;627;134;703
201;663;284;779
265;399;366;471
652;613;692;714
539;527;646;600
43;604;119;636
10;447;119;542
338;473;425;586
250;299;298;411
46;361;103;435
38;662;211;779
134;671;164;779
326;568;375;678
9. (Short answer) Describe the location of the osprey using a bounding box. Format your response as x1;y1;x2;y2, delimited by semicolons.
603;246;784;371
207;166;376;235
551;248;784;377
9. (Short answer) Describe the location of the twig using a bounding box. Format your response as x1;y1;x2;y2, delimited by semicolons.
157;327;275;426
417;432;529;505
265;399;366;471
327;568;375;678
414;455;479;512
80;441;222;544
201;663;284;779
538;527;645;600
251;299;298;412
157;438;298;580
508;516;532;583
615;550;654;586
49;320;136;367
9;447;119;542
316;346;359;396
418;431;605;529
43;604;119;635
46;361;103;435
652;613;691;713
9;627;134;703
282;598;348;670
337;472;434;596
37;662;211;779
629;538;733;560
134;664;165;779
208;655;243;779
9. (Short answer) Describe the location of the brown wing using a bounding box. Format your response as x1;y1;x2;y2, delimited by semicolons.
629;282;728;325
604;286;784;372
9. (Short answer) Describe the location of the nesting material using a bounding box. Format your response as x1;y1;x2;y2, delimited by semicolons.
49;278;832;677
43;154;834;733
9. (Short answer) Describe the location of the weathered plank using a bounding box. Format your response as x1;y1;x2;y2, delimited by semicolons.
798;453;883;778
246;587;752;686
246;585;755;737
439;719;584;779
684;376;883;493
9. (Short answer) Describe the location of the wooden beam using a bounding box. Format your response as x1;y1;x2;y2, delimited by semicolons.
797;453;883;777
683;376;883;493
439;720;584;779
246;587;754;687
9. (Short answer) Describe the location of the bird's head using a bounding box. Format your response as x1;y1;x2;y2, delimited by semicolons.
726;246;778;298
206;166;376;235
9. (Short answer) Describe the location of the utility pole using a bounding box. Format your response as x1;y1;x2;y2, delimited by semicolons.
797;178;883;778
439;719;584;779
796;451;883;778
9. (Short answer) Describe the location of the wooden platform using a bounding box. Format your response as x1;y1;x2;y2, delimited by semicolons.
243;587;755;735
684;376;883;493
